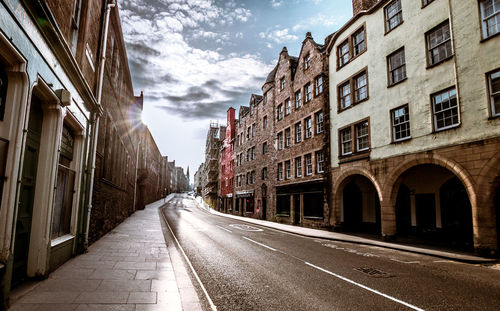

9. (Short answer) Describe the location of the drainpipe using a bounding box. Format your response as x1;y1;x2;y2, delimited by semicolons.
133;137;141;211
84;0;116;248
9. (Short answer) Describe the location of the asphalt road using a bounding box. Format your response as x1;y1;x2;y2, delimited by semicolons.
161;194;500;311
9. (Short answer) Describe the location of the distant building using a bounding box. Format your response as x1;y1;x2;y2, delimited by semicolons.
219;108;236;212
194;163;204;196
202;123;225;208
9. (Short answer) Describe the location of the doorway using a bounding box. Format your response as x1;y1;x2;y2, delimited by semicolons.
12;98;43;287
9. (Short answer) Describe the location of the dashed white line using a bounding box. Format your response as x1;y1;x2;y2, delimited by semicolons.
216;225;232;233
304;262;425;311
391;258;420;264
242;236;277;251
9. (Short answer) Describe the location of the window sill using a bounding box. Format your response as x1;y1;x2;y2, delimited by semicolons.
339;151;370;164
391;136;412;144
480;31;500;43
303;216;324;220
51;234;74;247
488;114;500;120
387;77;407;88
276;214;290;217
426;55;454;69
338;97;368;113
433;122;460;133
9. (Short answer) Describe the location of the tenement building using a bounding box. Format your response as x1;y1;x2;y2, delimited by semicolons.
202;122;225;208
233;92;276;219
219;108;236;212
327;0;500;255
273;34;330;228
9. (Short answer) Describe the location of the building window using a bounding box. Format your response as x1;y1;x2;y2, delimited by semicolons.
427;21;452;66
278;132;283;150
432;87;459;130
295;122;302;143
0;64;7;121
285;99;291;115
388;48;407;86
285;160;291;179
252;123;256;137
305;83;312;102
247;127;251;139
341;128;353;155
285;128;291;147
278;163;283;180
353;27;366;57
262;167;267;180
246;172;250;185
315;111;324;134
295;157;302;177
70;0;83;55
354;71;367;102
246;149;251;161
316;151;324;173
385;0;403;33
339;119;370;157
263;115;268;129
304;54;311;69
305;154;313;176
295;90;302;109
391;104;411;141
280;77;286;90
338;40;350;68
251;170;256;184
339;82;351;109
277;104;283;120
251;146;255;160
263;141;268;154
264;92;268;104
488;69;500;117
315;76;323;96
305;117;312;139
480;0;500;38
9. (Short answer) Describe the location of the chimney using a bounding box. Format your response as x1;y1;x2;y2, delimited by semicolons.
352;0;379;16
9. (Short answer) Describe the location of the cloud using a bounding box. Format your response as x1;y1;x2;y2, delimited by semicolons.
292;12;347;33
271;0;284;7
119;0;271;121
259;28;299;44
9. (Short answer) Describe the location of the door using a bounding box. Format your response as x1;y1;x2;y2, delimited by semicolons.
294;194;300;225
12;100;43;287
415;193;436;233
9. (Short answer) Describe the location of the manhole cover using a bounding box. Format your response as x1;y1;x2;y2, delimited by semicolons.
354;267;393;278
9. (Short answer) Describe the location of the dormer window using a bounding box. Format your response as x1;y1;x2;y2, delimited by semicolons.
280;77;286;90
304;54;311;70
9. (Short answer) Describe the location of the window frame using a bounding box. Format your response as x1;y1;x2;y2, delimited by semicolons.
285;98;291;115
305;116;312;139
422;0;435;8
295;157;302;177
277;104;283;120
426;20;453;67
352;26;366;57
479;0;500;40
336;23;367;70
305;83;312;102
315;111;324;134
337;67;369;112
280;77;286;91
277;131;284;150
338;118;371;159
277;162;283;181
431;86;460;132
315;75;324;96
295;90;302;109
285;160;291;180
295;122;302;143
391;104;411;142
487;68;500;118
285;127;291;147
304;54;311;70
387;47;407;87
316;150;325;173
262;141;268;154
384;0;403;34
305;154;313;176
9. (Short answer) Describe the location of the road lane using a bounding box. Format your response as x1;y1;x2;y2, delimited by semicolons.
162;194;500;311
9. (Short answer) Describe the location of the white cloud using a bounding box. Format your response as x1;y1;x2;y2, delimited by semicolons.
259;28;299;44
271;0;283;8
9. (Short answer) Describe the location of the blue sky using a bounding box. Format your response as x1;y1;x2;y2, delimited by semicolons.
119;0;353;182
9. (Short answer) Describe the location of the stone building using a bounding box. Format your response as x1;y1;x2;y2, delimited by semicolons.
327;0;500;255
273;34;331;228
194;163;204;196
0;1;171;307
219;108;236;212
202;123;225;208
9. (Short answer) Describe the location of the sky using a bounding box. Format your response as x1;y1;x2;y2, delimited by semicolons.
118;0;353;184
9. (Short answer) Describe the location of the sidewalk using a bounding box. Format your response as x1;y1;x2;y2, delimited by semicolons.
8;195;201;311
194;197;496;264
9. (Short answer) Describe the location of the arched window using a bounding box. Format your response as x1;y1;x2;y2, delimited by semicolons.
0;63;7;121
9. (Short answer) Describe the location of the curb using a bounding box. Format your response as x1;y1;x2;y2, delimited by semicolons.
191;196;496;264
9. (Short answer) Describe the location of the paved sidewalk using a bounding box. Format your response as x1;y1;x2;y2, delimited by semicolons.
194;197;496;264
9;196;200;311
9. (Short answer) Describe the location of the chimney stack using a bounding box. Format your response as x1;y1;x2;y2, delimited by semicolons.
352;0;379;16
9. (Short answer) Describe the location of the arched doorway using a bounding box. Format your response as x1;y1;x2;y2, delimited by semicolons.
393;164;473;251
341;175;380;234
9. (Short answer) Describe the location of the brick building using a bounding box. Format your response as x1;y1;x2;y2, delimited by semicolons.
0;1;172;307
202;123;225;208
327;0;500;255
273;34;330;228
219;108;236;212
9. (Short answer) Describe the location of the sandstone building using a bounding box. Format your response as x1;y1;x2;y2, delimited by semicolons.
327;0;500;255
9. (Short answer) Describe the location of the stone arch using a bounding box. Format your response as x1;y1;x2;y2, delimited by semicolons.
330;167;383;229
383;153;479;248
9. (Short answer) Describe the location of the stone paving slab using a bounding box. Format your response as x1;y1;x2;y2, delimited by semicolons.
8;195;198;311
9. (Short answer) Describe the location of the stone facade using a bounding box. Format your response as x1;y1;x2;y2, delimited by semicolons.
219;108;236;211
202;123;225;208
327;0;500;255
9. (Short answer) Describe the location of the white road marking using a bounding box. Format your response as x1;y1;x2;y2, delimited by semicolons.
391;258;420;264
242;236;277;251
216;225;232;233
304;262;425;311
161;210;218;311
229;224;264;232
